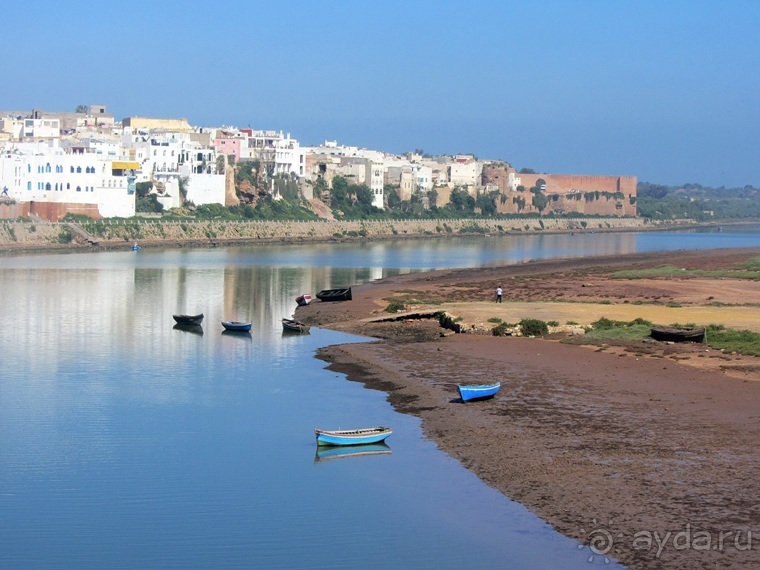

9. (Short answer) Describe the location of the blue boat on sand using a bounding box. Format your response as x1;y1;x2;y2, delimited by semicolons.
314;426;392;447
221;321;252;332
458;382;501;402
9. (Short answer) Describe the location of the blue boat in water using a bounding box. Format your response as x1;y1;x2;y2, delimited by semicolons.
221;321;252;332
314;426;392;447
458;382;501;402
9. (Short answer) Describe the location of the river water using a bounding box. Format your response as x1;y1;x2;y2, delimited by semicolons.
1;226;759;569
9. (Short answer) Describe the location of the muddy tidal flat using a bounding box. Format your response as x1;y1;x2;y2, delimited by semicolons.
297;248;760;569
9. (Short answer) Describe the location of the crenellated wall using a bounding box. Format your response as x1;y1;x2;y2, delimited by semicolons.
482;165;637;216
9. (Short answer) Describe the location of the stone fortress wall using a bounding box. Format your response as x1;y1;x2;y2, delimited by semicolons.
482;165;637;217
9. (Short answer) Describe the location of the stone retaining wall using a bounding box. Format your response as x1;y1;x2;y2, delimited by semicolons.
0;217;690;252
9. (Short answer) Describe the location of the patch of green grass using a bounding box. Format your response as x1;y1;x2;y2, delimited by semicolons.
487;317;502;323
704;325;760;356
665;301;683;308
583;317;654;341
612;264;760;280
584;324;653;341
547;320;559;327
384;301;407;313
566;320;579;325
734;257;760;272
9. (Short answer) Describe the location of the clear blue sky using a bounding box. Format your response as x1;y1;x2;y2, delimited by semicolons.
3;1;758;187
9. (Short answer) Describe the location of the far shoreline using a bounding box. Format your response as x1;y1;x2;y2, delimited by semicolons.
0;216;753;256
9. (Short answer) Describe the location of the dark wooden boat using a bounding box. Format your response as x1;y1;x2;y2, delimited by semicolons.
282;317;310;333
316;287;352;302
650;326;705;343
173;313;204;326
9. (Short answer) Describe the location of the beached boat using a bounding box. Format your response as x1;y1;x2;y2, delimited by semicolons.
316;287;352;302
282;317;310;333
314;426;392;447
173;313;204;326
314;443;392;462
458;382;501;402
221;321;252;332
295;294;312;306
650;326;705;343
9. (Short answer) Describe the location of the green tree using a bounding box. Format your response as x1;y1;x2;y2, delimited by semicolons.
136;194;164;213
330;176;349;206
386;187;401;210
215;155;226;175
427;189;438;209
135;181;153;198
449;188;475;212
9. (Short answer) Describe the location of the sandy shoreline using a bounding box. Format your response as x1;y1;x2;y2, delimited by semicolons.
297;248;760;569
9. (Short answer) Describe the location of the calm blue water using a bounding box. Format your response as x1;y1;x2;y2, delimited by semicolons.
1;226;759;569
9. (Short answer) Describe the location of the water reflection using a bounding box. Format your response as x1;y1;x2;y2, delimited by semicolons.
173;323;204;336
3;229;759;568
314;442;393;463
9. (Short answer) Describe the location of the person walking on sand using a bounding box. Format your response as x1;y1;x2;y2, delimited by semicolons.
495;286;502;303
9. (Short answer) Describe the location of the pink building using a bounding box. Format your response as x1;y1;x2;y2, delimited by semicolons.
213;135;245;162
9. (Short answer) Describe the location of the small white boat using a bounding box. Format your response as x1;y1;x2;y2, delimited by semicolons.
314;426;392;447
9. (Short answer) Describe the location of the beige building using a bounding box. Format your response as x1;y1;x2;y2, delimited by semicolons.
122;116;191;132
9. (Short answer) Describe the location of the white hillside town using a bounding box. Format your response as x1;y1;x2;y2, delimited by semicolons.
0;104;636;222
0;104;498;222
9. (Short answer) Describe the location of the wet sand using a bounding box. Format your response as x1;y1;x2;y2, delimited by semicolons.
296;248;760;569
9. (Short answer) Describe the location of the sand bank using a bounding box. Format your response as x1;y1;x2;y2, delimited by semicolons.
297;248;760;569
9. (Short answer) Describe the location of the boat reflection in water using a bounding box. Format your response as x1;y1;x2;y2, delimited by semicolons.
173;323;204;336
314;443;392;463
221;330;252;341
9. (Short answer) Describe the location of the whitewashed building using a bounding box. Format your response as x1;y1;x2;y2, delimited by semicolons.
0;139;136;219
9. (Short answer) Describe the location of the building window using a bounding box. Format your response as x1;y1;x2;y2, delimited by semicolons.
76;186;81;192
27;182;31;190
76;166;82;173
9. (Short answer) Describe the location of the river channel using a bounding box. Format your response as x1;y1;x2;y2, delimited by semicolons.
1;227;759;569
